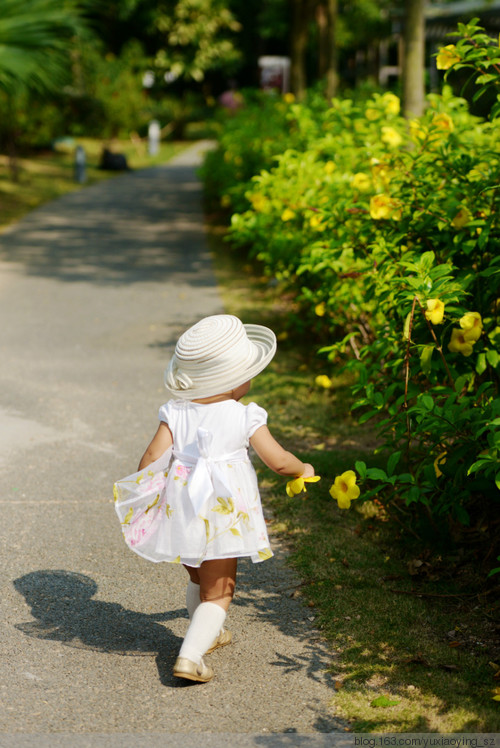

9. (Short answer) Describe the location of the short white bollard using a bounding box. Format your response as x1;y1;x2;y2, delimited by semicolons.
148;120;160;156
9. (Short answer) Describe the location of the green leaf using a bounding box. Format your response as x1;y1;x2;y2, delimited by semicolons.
420;345;434;376
420;394;434;411
355;461;367;479
476;352;487;375
486;349;500;368
403;311;412;341
387;451;401;477
365;467;388;481
371;695;400;708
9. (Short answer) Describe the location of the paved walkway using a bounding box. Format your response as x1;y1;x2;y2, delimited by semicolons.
0;143;345;744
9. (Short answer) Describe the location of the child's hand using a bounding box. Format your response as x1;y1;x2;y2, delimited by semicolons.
301;463;315;479
286;469;320;497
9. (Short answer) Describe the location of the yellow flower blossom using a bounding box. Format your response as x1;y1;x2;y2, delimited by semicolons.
370;194;403;221
249;192;268;212
281;208;296;222
283;92;295;104
286;475;321;497
436;44;461;70
409;119;427;141
309;214;326;231
324;160;336;174
382;92;401;115
315;302;326;317
434;452;447;478
352;172;371;191
460;312;483;342
448;329;475;357
371;159;393;187
425;299;445;325
365;107;381;121
432;112;454;132
329;471;360;509
315;374;332;388
381;126;403;148
452;206;471;229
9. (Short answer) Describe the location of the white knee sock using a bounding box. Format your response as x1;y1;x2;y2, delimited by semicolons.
178;601;226;664
185;580;201;619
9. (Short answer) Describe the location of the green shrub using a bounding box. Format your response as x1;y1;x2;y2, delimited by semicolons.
203;28;500;554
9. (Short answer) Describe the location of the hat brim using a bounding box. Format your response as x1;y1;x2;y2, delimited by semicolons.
164;322;276;400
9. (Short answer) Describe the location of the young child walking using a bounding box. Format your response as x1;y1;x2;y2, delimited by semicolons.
114;314;315;683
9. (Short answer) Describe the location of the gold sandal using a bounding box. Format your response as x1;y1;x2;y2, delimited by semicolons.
205;628;232;655
173;656;214;683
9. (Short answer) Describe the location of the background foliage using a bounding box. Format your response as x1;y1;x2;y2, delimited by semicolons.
202;22;500;566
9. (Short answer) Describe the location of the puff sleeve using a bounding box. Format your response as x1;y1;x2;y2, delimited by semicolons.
158;401;172;425
245;402;268;439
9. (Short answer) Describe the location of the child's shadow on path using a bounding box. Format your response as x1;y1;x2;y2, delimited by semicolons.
12;569;188;687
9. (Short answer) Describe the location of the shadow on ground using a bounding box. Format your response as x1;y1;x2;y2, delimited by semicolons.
0;166;215;287
13;559;339;713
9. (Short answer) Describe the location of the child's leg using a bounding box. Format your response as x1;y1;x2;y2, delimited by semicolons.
198;557;237;611
177;558;237;665
183;564;201;618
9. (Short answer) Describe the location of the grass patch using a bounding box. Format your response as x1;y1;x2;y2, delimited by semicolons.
0;138;188;230
207;214;500;733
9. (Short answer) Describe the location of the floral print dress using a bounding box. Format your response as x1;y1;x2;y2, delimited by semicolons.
114;399;273;568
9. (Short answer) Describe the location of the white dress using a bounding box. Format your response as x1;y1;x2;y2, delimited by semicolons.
114;399;274;567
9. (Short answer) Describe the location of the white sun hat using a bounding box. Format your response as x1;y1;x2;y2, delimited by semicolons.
164;314;277;400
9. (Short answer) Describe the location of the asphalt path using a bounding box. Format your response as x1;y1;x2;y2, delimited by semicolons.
0;142;346;745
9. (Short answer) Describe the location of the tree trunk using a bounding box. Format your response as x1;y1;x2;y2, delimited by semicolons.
325;0;338;99
316;3;328;80
290;0;309;99
402;0;426;118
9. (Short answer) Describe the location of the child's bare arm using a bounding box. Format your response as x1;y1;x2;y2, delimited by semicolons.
250;425;314;477
138;422;173;470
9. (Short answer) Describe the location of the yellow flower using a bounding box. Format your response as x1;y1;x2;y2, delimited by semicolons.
409;119;427;141
432;112;454;132
309;214;326;231
448;329;475;357
281;208;296;222
382;92;401;115
315;301;326;317
452;206;471;229
249;192;268;212
365;107;381;121
425;299;445;325
460;312;483;342
434;452;447;478
436;44;461;70
283;92;295;104
286;475;321;497
370;194;402;221
315;374;332;388
324;160;336;174
352;172;371;191
329;471;360;509
371;159;393;187
381;126;403;148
